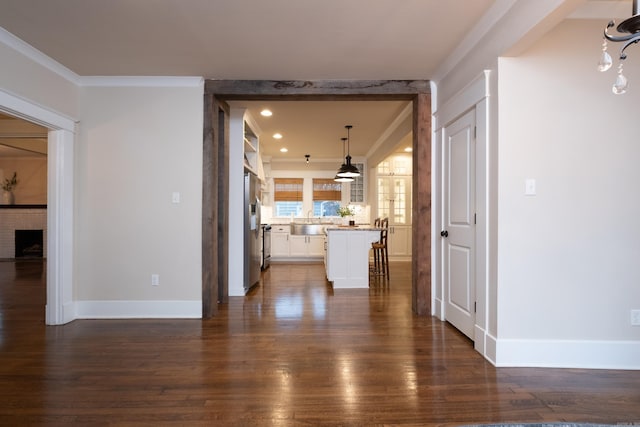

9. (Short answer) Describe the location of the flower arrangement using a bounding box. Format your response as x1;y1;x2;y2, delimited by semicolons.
337;205;355;218
2;172;18;192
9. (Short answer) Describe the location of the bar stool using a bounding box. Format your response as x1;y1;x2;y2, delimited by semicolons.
371;218;389;279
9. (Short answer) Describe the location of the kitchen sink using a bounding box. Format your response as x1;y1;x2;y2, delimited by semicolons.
290;223;326;235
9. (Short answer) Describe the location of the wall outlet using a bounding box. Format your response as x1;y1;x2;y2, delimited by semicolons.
151;274;160;286
631;310;640;326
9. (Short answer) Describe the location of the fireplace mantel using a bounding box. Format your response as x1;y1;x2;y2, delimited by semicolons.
0;204;47;209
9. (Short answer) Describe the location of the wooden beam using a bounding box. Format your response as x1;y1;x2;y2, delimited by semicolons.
412;93;431;316
205;80;430;99
203;79;432;317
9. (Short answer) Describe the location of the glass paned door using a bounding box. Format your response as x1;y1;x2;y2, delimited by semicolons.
377;177;391;220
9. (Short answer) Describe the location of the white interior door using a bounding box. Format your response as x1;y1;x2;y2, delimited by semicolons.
442;109;476;339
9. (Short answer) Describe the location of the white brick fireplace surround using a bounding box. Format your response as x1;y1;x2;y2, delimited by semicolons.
0;207;47;259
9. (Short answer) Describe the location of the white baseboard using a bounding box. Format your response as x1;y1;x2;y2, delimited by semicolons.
75;300;202;319
494;338;640;370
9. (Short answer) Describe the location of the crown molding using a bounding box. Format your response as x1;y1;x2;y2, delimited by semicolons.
0;26;80;85
78;76;204;88
1;27;204;89
432;0;518;83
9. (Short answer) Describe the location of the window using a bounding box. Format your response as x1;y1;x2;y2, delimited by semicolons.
312;178;341;217
274;178;303;217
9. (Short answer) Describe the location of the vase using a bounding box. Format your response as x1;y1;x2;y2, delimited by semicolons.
2;191;14;205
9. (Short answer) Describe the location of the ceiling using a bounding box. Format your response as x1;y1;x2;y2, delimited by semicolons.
0;1;616;163
0;112;47;158
0;0;495;79
228;100;411;163
0;1;497;163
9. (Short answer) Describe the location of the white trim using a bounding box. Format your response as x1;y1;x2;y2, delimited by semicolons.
0;27;80;85
485;331;498;365
78;76;204;88
0;88;76;131
75;300;202;319
46;129;75;325
433;70;493;363
434;71;491;130
495;338;640;370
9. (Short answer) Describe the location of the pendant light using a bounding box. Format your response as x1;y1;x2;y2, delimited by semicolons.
336;125;360;178
334;137;354;182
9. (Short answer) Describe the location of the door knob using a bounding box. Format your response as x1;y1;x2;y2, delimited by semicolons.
440;230;448;237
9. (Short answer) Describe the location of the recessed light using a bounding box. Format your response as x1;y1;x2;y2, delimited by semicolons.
260;109;273;117
273;133;283;139
280;147;288;153
404;147;413;153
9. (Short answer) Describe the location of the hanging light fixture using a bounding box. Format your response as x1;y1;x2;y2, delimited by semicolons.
334;137;354;182
598;0;640;94
336;125;361;178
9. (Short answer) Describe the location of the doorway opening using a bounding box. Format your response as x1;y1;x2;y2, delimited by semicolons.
202;80;432;318
0;89;75;325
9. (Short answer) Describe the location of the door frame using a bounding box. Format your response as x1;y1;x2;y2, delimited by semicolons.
433;71;491;356
202;80;432;317
0;89;75;325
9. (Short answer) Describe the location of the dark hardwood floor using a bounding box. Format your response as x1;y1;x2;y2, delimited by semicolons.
0;259;639;426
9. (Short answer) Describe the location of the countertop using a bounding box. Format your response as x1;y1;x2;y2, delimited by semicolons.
324;226;381;232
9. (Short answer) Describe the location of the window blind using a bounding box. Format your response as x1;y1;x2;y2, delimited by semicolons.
313;178;342;201
274;178;303;202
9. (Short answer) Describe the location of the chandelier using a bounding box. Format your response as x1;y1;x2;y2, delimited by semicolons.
335;125;360;179
598;0;640;94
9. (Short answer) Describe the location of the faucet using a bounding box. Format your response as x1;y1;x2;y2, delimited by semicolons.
307;210;313;223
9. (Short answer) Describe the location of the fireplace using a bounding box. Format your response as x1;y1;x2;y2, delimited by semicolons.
14;230;44;258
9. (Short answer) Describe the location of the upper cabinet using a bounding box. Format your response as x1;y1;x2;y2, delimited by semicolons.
231;108;265;182
243;124;259;175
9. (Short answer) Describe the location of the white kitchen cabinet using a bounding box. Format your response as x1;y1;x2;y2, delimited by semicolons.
290;235;324;258
388;225;411;259
271;226;290;258
325;228;380;288
308;235;325;257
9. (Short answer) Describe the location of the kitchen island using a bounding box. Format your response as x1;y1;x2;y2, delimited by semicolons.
324;226;382;288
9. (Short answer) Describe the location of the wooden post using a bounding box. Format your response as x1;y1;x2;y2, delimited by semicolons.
412;93;431;316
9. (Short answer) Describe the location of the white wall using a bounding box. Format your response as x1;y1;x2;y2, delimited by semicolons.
496;19;640;367
75;82;204;317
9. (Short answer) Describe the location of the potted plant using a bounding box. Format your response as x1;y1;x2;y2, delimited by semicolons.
1;172;18;205
337;205;355;226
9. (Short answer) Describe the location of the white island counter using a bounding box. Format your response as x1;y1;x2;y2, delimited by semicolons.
324;226;382;288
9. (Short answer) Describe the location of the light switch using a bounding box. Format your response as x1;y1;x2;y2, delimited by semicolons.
525;179;536;196
172;192;181;204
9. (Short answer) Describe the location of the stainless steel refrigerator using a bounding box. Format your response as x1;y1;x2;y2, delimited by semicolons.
244;172;261;292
